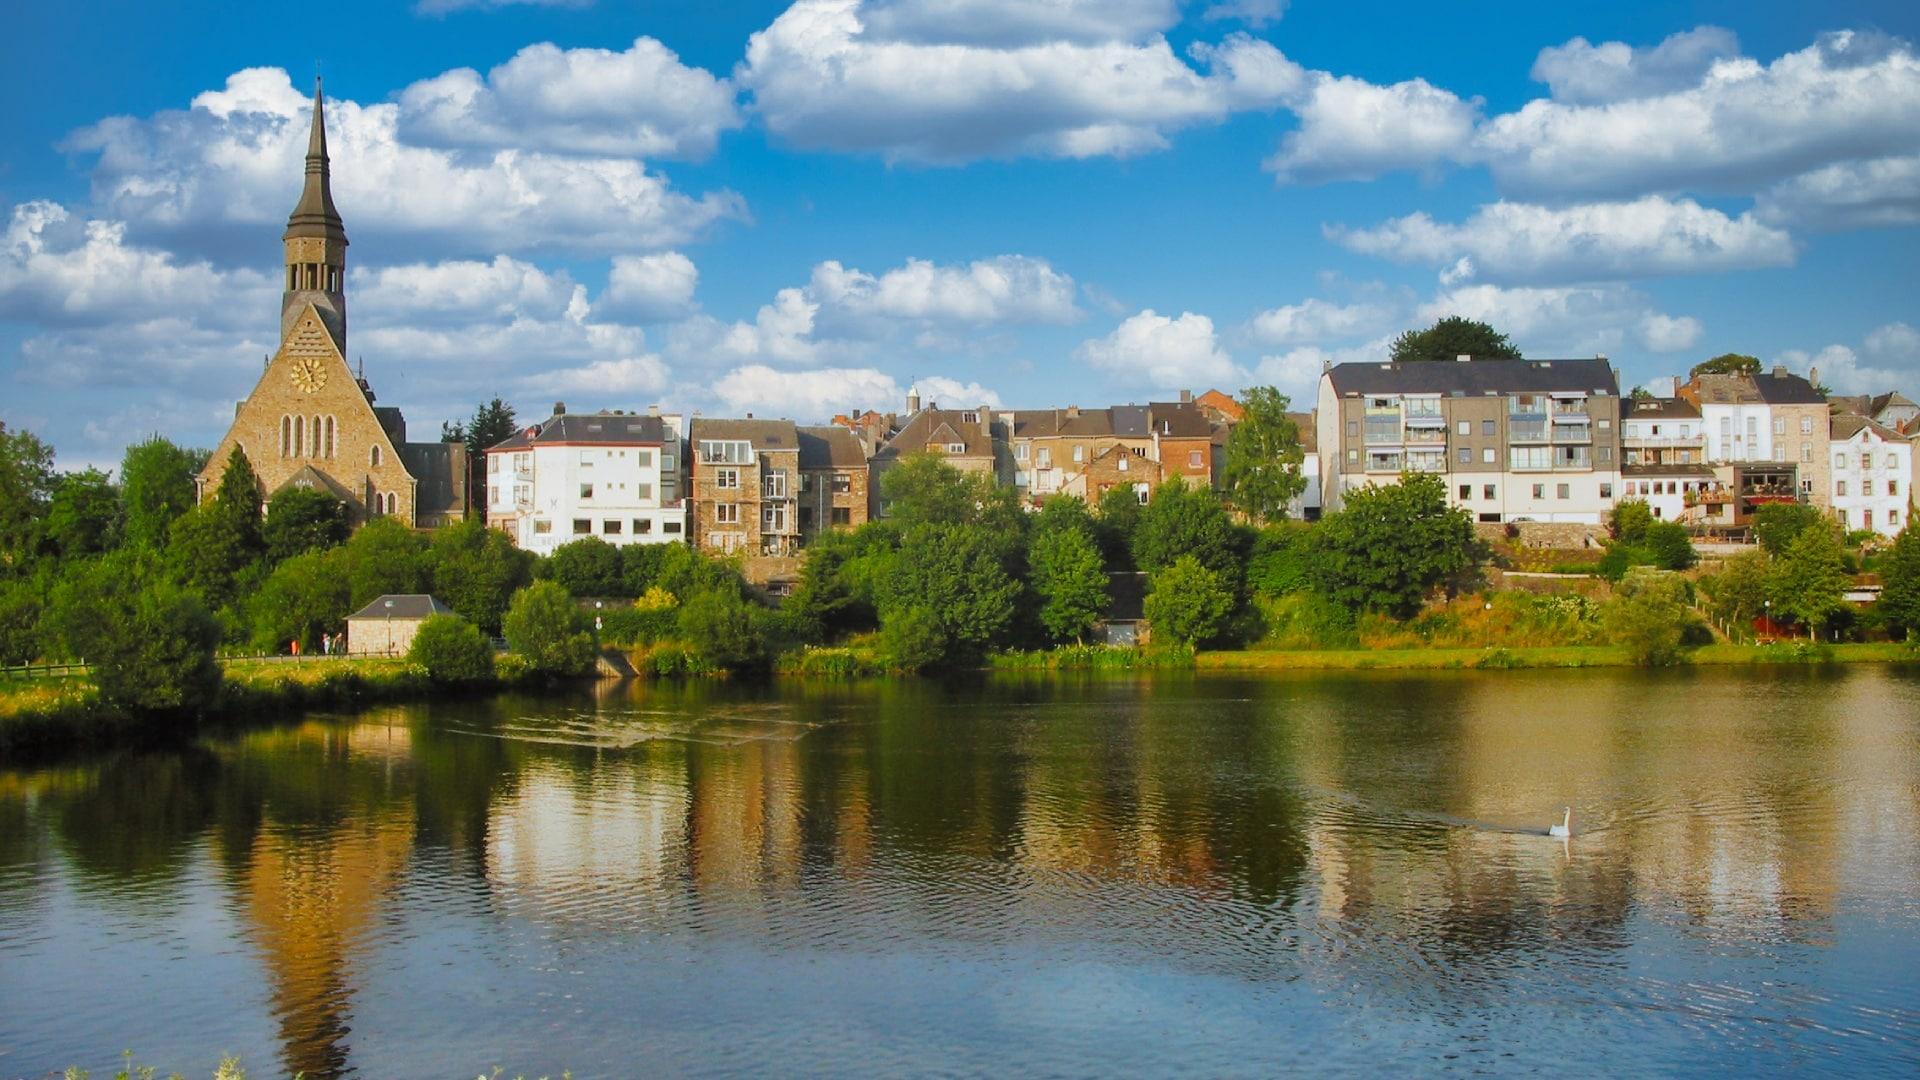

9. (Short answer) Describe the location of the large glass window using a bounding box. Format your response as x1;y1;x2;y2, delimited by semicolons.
699;440;752;464
1509;446;1550;470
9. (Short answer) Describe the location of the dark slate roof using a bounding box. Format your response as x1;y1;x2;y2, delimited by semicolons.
347;594;455;620
400;441;467;516
489;411;671;451
1752;370;1825;405
1110;405;1150;438
284;80;346;245
1625;397;1701;419
1326;358;1619;396
690;417;800;450
1146;401;1214;437
272;463;355;502
797;425;866;469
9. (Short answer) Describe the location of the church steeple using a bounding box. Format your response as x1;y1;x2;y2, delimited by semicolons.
282;77;348;352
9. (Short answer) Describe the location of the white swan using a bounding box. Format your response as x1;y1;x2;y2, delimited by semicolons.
1549;807;1572;838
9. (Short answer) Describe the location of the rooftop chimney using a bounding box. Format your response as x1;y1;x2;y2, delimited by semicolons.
1772;364;1788;378
1809;366;1820;390
1179;389;1192;403
648;404;660;417
553;401;566;416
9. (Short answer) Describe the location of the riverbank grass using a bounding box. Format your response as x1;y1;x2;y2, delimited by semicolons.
1198;641;1917;671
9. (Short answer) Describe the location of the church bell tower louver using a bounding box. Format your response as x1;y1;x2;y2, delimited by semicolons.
282;78;348;354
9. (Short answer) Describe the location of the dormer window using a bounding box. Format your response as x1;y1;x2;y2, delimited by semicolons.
946;442;966;453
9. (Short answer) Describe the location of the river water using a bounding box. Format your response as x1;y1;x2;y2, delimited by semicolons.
2;668;1918;1077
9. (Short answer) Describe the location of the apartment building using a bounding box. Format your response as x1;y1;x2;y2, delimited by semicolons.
1680;367;1831;510
1315;358;1622;524
1619;397;1718;523
1006;396;1221;506
868;404;1001;516
689;418;803;556
1829;415;1911;537
795;425;871;541
484;405;685;554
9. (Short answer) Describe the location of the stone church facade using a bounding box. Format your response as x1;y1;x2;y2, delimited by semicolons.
196;81;466;528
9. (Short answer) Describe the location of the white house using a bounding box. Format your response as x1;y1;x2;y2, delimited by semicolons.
1829;415;1911;537
484;404;686;554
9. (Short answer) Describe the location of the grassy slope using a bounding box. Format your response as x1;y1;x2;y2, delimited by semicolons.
1197;642;1916;671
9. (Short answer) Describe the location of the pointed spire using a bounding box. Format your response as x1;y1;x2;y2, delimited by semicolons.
284;77;347;245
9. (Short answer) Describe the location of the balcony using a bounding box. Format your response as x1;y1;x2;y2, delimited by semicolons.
1552;424;1592;444
1403;428;1446;446
1684;490;1733;506
1508;421;1550;444
1551;401;1589;418
1622;434;1705;449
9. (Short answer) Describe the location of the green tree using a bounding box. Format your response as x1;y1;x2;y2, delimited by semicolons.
677;589;767;671
788;528;881;641
1220;386;1306;523
1609;498;1652;544
1029;526;1109;643
1031;494;1096;538
1308;472;1481;617
1131;477;1244;583
1094;484;1144;569
44;468;121;559
407;615;496;684
210;446;266;558
0;422;56;566
1644;521;1697;570
339;517;430;609
503;581;596;676
248;549;351;653
1605;568;1697;666
0;575;46;664
1751;502;1829;556
1388;316;1521;363
1247;522;1312;597
451;397;519;501
1702;549;1771;639
94;579;223;714
426;519;532;634
548;537;628;597
164;506;256;611
880;452;1024;536
879;523;1021;660
1766;524;1850;639
119;436;208;551
1689;353;1761;378
1144;555;1234;647
1877;526;1920;639
262;486;349;563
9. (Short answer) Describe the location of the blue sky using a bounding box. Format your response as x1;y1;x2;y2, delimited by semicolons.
3;0;1918;468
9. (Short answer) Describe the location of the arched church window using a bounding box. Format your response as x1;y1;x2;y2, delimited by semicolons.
280;415;291;458
294;416;305;458
310;414;322;457
325;416;336;458
371;445;382;468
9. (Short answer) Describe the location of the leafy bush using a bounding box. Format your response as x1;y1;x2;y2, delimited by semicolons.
1144;555;1235;647
1609;498;1652;544
1307;472;1481;616
1604;568;1701;666
1029;526;1109;643
599;604;680;646
548;537;626;598
677;589;767;671
1255;591;1360;649
881;605;947;672
96;580;223;713
1644;521;1697;570
502;581;596;677
1247;522;1312;597
406;614;495;684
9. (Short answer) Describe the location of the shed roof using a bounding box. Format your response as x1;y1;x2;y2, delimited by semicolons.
1625;397;1701;420
346;594;456;620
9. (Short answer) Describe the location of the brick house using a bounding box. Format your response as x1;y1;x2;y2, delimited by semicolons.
797;426;870;541
690;418;802;557
869;405;1002;517
1061;443;1162;504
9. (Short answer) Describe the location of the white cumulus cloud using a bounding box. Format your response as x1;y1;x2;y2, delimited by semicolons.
1419;283;1700;359
1756;154;1920;231
599;251;700;322
1265;73;1480;183
62;67;745;259
1327;196;1795;283
708;364;1000;421
1530;26;1741;104
1775;322;1920;395
398;37;741;159
1075;309;1239;388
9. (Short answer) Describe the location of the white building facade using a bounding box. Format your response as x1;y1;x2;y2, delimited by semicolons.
1829;417;1911;537
484;406;686;554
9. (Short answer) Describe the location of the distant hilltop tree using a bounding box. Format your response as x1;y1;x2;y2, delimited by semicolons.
1689;353;1761;378
1389;317;1521;363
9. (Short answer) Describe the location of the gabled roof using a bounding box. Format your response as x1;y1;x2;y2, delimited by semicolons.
272;464;355;502
1751;369;1825;405
1871;391;1917;414
1110;405;1150;438
489;411;672;451
347;594;455;620
797;425;866;469
1195;389;1243;422
1832;414;1909;443
1325;358;1619;397
689;417;799;450
876;407;995;460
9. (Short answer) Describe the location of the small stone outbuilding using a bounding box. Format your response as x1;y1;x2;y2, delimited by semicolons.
346;594;456;657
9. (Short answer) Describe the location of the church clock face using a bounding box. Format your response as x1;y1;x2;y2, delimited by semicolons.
290;355;328;393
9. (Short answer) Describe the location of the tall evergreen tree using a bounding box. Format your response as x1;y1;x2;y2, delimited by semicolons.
212;446;266;560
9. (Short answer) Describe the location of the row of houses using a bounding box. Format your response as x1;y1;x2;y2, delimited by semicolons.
477;360;1918;588
1317;357;1918;539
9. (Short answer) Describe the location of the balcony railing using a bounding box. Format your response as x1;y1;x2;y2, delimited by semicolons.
1551;401;1589;417
1404;428;1446;445
1684;490;1733;506
1509;421;1550;443
1553;425;1592;444
1621;435;1705;448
